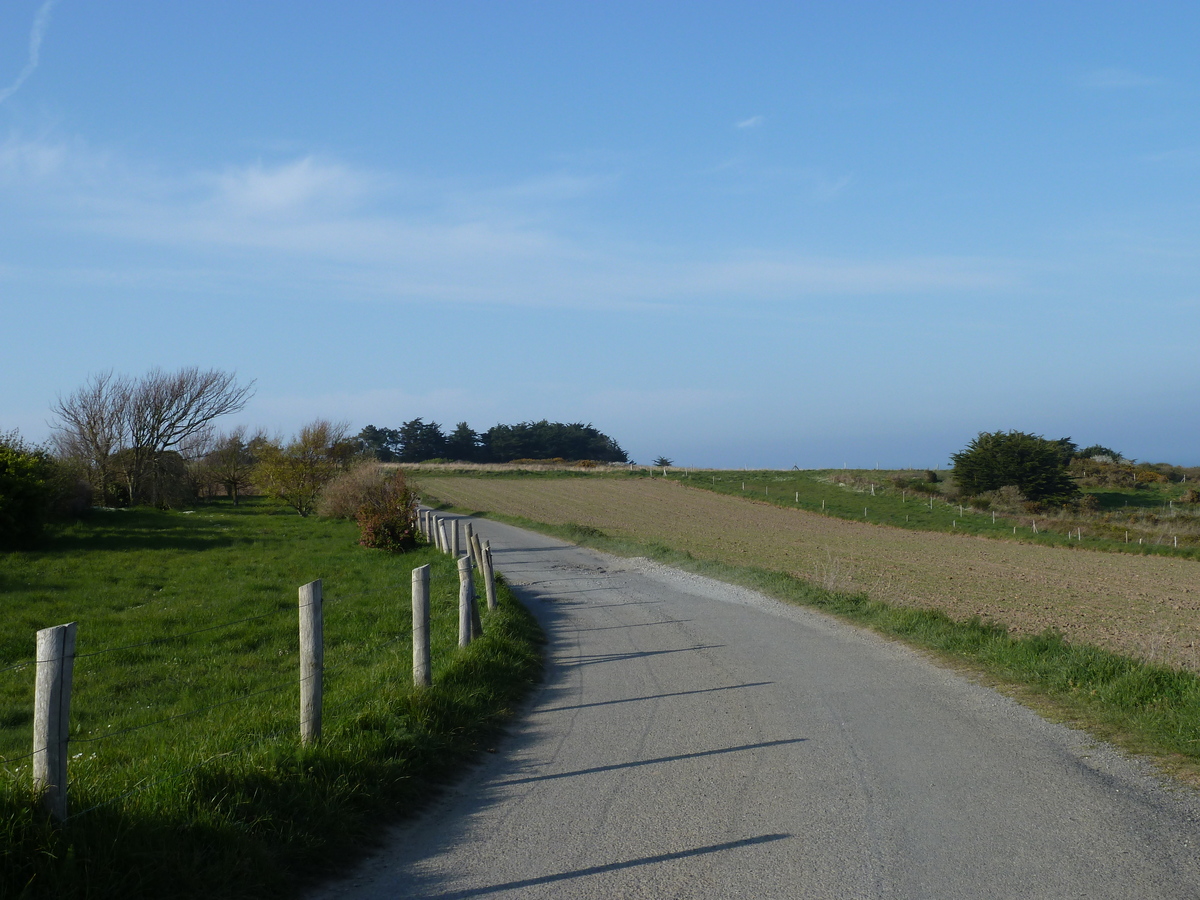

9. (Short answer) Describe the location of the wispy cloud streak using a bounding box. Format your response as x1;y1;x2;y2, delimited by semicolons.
1077;67;1162;89
0;135;1016;310
0;0;60;104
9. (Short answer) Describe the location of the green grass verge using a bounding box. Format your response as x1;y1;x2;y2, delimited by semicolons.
1;500;542;899
429;502;1200;784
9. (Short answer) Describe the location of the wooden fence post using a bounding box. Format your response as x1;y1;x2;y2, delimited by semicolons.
299;580;323;745
463;521;474;562
483;539;497;611
451;518;461;558
458;556;474;647
469;568;484;640
438;519;450;554
33;622;77;821
412;565;431;687
470;532;485;582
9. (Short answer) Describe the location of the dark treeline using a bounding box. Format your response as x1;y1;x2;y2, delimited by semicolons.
356;419;629;464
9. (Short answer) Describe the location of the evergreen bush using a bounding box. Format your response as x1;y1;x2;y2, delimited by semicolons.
951;431;1080;503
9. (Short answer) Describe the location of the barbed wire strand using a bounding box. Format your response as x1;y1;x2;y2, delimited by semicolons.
66;715;312;821
72;629;411;749
65;750;237;821
72;675;300;745
14;569;468;819
0;749;37;766
76;608;292;660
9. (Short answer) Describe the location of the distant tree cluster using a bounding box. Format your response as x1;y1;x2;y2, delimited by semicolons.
354;419;628;464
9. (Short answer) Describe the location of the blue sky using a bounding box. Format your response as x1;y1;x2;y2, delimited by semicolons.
2;2;1197;467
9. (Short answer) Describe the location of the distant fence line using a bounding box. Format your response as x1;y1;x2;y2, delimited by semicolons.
5;509;495;822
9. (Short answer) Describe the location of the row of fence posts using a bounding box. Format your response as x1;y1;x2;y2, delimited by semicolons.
25;510;496;821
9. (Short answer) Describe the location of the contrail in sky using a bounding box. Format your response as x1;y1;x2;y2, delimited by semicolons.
0;0;60;104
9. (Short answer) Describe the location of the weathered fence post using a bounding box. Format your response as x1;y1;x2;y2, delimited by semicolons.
450;518;461;557
470;532;485;581
483;539;497;611
458;556;474;646
299;580;323;744
463;521;474;562
33;622;77;821
437;519;449;554
469;569;484;639
412;565;431;687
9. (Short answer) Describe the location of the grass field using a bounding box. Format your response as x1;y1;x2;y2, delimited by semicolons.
1;500;542;899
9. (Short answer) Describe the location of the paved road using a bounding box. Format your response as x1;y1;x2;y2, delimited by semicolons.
310;516;1200;899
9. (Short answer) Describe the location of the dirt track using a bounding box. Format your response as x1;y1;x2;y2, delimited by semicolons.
421;476;1200;672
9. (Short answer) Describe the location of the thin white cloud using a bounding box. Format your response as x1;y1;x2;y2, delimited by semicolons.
208;157;383;217
0;0;59;104
0;135;1014;310
698;157;852;200
736;115;764;129
1143;147;1200;167
1078;67;1162;89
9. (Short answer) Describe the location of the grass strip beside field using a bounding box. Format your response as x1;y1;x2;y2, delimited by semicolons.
423;488;1200;787
1;501;542;899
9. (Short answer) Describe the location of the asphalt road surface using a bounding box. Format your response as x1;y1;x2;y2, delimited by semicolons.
309;516;1200;899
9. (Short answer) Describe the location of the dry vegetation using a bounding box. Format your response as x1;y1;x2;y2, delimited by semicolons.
421;475;1200;673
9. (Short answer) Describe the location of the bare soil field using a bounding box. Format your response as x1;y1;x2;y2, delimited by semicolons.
421;476;1200;673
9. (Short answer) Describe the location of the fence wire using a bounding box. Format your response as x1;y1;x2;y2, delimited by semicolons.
7;538;491;821
71;673;299;746
75;607;292;661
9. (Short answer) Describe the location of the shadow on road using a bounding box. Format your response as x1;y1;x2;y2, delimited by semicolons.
557;645;726;668
493;738;807;787
428;833;794;899
537;681;775;714
569;619;695;633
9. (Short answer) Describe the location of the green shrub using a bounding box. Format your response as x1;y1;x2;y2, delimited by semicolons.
951;431;1079;503
977;485;1027;513
354;469;420;552
0;431;62;548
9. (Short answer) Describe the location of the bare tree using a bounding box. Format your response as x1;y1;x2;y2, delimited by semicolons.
52;367;254;507
124;368;255;506
51;371;131;505
203;425;266;505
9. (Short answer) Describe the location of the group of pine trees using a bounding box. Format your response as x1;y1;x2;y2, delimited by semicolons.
355;419;628;464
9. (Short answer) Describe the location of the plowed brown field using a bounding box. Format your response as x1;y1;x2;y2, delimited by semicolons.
421;475;1200;673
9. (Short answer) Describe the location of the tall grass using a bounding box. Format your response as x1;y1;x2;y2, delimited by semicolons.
1;500;542;898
